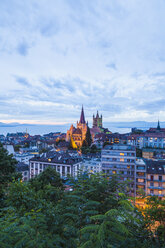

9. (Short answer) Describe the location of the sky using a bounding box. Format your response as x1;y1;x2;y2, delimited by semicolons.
1;0;165;125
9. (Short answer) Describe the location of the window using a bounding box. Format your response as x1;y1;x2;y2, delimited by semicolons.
158;182;162;187
158;190;162;195
151;175;154;181
40;164;42;169
150;190;154;194
31;163;34;168
137;179;145;183
159;176;162;181
120;158;124;162
137;172;145;177
150;182;154;187
120;153;124;156
62;166;65;176
136;166;144;170
137;185;145;189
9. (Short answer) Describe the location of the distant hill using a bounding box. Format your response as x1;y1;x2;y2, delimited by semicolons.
0;122;34;127
104;121;165;129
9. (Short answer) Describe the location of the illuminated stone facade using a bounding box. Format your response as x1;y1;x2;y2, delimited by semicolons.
66;106;87;148
93;111;102;128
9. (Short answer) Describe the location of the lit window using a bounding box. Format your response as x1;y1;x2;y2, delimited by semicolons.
120;153;124;156
137;179;144;183
158;190;162;195
112;171;116;174
120;158;124;162
48;158;51;162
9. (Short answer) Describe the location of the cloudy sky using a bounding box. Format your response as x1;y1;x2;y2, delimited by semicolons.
1;0;165;125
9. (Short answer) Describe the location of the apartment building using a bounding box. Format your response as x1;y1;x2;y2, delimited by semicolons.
101;144;136;196
81;157;101;174
135;158;146;196
29;151;82;179
145;160;165;198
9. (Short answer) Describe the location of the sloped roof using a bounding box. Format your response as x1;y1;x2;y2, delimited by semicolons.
145;159;165;174
80;106;85;124
73;128;82;134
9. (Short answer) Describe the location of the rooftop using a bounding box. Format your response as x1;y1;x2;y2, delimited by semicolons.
30;151;82;165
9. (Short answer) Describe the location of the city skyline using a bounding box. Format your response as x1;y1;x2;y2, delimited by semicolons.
1;0;165;124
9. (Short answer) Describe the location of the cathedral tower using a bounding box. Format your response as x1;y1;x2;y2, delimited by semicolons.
66;106;87;147
93;111;102;128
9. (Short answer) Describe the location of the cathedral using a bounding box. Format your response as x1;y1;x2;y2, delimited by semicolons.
93;111;102;128
66;106;88;148
66;107;109;148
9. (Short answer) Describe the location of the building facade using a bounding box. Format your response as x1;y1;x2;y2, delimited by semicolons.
93;111;102;128
66;106;87;148
127;121;165;149
81;158;101;174
29;152;82;179
145;160;165;198
135;158;147;196
16;162;30;181
101;144;136;196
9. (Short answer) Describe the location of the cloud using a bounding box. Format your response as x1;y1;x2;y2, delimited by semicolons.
106;63;117;70
15;76;31;87
1;0;165;123
17;41;29;56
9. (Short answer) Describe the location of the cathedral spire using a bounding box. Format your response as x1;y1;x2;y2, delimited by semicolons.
157;119;161;130
80;105;85;124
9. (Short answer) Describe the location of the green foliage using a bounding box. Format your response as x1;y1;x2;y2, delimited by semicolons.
0;168;163;247
79;198;153;248
39;148;49;154
144;196;165;245
136;148;142;157
0;143;21;207
85;126;92;147
14;144;21;152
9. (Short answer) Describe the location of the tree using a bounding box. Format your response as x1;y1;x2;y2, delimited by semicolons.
85;126;92;147
29;167;64;202
144;196;165;245
136;148;142;157
90;144;97;153
0;143;21;207
0;170;161;248
79;194;154;248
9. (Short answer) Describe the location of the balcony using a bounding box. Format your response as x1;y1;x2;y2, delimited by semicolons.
136;182;146;185
148;194;164;197
148;186;164;190
147;179;165;182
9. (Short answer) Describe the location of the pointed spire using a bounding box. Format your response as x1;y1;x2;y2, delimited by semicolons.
157;119;161;130
80;105;85;124
96;110;99;118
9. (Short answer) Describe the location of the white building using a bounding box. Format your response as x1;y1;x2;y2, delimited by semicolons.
15;153;34;165
16;162;30;181
29;152;82;179
127;133;165;149
81;158;101;174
